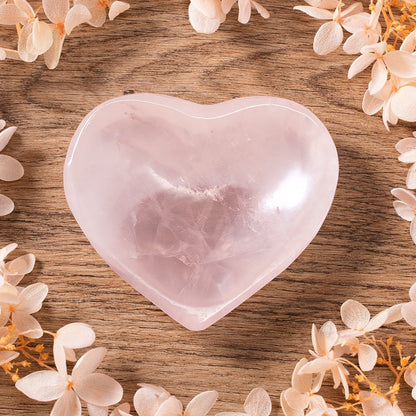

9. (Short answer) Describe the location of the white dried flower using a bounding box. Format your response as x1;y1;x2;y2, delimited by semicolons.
16;347;123;414
280;358;325;415
299;322;350;399
294;2;363;55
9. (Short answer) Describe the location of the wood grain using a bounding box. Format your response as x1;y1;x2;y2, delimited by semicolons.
0;1;415;414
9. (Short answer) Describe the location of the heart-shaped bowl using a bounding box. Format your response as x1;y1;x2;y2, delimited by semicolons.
64;94;338;330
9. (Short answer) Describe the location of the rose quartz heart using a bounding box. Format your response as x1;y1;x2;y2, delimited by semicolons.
64;94;338;330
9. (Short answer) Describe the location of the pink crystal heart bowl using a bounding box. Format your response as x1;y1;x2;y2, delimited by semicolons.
64;94;338;330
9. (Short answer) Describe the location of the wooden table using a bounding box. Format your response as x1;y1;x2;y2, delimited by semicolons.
0;0;415;414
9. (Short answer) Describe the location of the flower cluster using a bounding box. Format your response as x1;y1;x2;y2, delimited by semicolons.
0;120;23;216
105;384;271;416
0;242;42;376
0;0;130;69
0;242;122;414
0;0;272;66
188;0;269;34
280;287;416;415
0;241;273;416
294;0;416;129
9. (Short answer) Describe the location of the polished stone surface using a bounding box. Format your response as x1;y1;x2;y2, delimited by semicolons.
64;94;338;330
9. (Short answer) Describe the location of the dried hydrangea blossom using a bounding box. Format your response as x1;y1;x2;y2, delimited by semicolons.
294;1;364;55
132;386;218;416
294;0;416;128
0;0;130;69
102;386;269;416
0;243;39;377
0;120;23;216
280;290;416;416
0;240;271;416
0;243;122;415
0;281;48;339
281;358;325;415
16;347;123;414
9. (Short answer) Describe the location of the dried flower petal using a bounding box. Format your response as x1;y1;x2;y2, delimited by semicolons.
65;4;92;34
282;388;310;411
360;391;404;416
18;23;38;62
14;310;44;338
19;283;48;314
1;48;21;60
5;253;36;283
155;397;183;416
405;367;416;387
392;187;416;209
402;300;416;326
237;0;252;23
74;0;106;27
312;321;338;355
0;350;19;365
56;322;96;349
0;4;27;25
16;370;67;401
53;338;67;376
293;6;333;19
42;0;69;24
303;0;338;7
0;194;14;216
313;21;343;55
280;392;302;416
133;384;171;416
0;126;17;152
341;299;370;330
243;388;271;416
369;59;387;95
14;0;34;19
51;390;82;416
384;303;404;324
0;154;24;181
74;373;123;407
398;151;416;165
185;391;218;416
383;50;416;79
401;30;416;53
189;2;224;34
0;281;19;305
251;1;269;19
362;89;383;115
88;404;110;416
348;53;376;78
110;403;131;416
108;1;130;20
29;18;53;55
44;26;65;70
390;86;416;122
72;347;107;380
357;343;377;371
393;201;414;221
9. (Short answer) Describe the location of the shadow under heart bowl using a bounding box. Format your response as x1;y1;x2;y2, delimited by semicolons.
64;94;339;330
